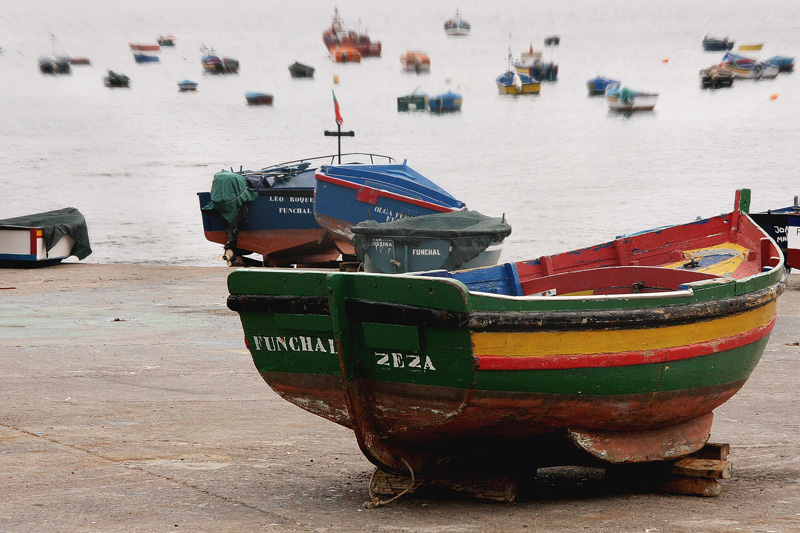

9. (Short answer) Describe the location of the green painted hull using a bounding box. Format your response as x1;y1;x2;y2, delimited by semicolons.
227;192;786;473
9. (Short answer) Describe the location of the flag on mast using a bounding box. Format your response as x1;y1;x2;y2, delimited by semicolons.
332;90;343;125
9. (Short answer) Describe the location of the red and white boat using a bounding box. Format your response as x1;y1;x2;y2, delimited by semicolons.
400;50;430;73
322;8;381;57
129;43;160;52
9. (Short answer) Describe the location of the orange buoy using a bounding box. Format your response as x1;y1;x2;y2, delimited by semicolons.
770;93;779;100
662;57;669;63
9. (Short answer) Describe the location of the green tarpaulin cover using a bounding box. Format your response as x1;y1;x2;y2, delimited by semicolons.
201;170;259;224
0;207;92;260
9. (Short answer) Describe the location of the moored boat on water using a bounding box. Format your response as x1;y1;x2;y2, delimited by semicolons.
513;45;558;81
178;80;198;92
157;34;177;47
331;46;361;63
400;50;430;73
699;65;734;88
586;75;619;95
198;153;395;266
313;159;466;250
226;189;786;481
605;82;658;111
288;61;315;78
397;90;428;111
133;52;159;63
39;34;70;74
322;7;381;57
38;56;71;74
103;70;130;88
429;91;462;112
129;43;160;52
444;10;470;36
720;52;778;79
69;57;91;65
702;35;734;51
0;208;92;267
497;70;540;95
766;56;794;72
245;92;273;105
201;48;239;73
739;43;764;51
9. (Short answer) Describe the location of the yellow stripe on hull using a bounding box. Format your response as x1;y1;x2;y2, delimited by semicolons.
496;83;541;95
471;301;776;357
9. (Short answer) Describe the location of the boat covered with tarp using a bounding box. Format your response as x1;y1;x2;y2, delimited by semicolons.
199;153;394;266
226;189;785;481
352;209;511;273
0;208;91;267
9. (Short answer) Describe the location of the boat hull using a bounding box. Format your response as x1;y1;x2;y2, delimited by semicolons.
587;77;620;96
751;204;800;271
397;94;427;111
606;94;658;111
700;67;734;88
198;190;341;266
497;82;540;95
314;175;458;242
245;93;273;105
227;190;786;474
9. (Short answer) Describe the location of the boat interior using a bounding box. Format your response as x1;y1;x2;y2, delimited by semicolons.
419;210;782;297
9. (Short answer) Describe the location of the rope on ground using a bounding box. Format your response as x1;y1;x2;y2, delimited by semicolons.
365;457;415;508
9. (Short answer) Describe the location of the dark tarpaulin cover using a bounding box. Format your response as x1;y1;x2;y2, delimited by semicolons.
201;170;259;224
0;207;92;260
351;209;512;271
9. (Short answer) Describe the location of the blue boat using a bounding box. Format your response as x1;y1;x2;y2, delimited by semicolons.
702;35;734;51
313;159;466;245
428;91;462;113
198;153;393;266
766;56;795;72
133;52;159;63
586;75;619;96
178;80;198;92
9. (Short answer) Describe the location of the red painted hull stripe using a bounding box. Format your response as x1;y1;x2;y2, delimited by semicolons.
316;173;456;213
475;316;776;371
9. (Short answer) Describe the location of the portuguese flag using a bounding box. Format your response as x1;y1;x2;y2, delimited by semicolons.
332;90;343;125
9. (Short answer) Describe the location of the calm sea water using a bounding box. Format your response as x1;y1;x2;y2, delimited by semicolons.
1;0;799;267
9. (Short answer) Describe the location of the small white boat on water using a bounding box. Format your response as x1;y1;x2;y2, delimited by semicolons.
444;10;470;36
605;82;658;111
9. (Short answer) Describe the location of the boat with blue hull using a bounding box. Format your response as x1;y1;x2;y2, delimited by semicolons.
313;160;466;245
587;75;619;95
702;36;734;51
133;53;159;63
429;91;462;112
199;154;393;266
766;56;795;72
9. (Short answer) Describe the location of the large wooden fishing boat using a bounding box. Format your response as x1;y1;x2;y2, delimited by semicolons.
227;189;785;477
